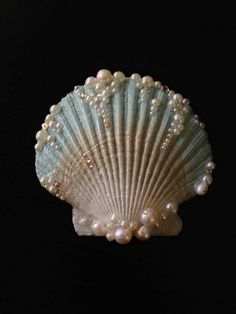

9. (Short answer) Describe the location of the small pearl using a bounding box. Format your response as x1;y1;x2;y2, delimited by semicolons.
106;231;115;241
45;114;54;124
173;128;181;136
151;99;161;108
131;73;141;81
142;76;154;85
168;90;175;97
101;89;110;98
130;220;138;232
154;81;162;88
49;185;57;193
113;71;125;82
36;129;48;142
85;76;97;87
35;142;43;152
96;69;112;82
173;93;183;103
91;221;106;236
119;219;130;228
174;113;184;124
136;225;151;241
166;202;178;214
194;182;208;195
168;99;177;109
183;98;190;105
202;174;213;185
42;123;48;130
50;104;61;115
206;162;216;171
47;135;56;143
114;227;132;244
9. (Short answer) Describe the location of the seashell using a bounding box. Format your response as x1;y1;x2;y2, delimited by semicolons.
35;69;215;244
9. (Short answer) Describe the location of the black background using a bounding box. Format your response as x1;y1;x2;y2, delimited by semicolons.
0;1;234;313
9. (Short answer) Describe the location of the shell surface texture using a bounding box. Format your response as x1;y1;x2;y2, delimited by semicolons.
35;69;215;244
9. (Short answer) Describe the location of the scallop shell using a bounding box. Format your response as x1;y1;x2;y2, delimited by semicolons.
35;69;215;244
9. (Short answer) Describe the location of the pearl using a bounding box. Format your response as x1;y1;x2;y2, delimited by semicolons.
202;174;213;185
45;114;54;124
136;225;151;241
96;69;112;82
131;73;141;81
140;208;157;226
42;123;48;130
119;219;130;228
36;129;48;142
106;231;115;241
183;98;190;105
130;220;138;231
142;76;154;85
35;142;43;152
85;76;97;86
194;182;208;195
206;162;216;171
47;135;56;143
114;227;132;244
173;93;183;103
173;128;181;135
91;221;106;236
168;99;177;109
174;113;184;124
168;90;175;97
50;104;61;115
166;202;178;214
154;81;162;88
49;185;57;193
113;71;125;82
151;99;161;108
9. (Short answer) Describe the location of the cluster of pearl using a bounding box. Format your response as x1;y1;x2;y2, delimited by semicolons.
161;96;189;151
75;69;125;128
35;104;62;152
40;169;65;200
194;161;215;195
88;203;178;244
194;114;205;128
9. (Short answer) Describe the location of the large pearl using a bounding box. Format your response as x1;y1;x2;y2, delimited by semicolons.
142;76;154;85
173;93;183;103
136;225;151;241
131;73;141;81
114;227;132;244
91;221;105;236
113;71;125;82
194;182;208;195
50;104;61;115
96;69;112;82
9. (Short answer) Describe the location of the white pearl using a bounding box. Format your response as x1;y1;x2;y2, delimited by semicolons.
136;225;151;241
96;69;112;82
91;221;105;236
142;76;154;85
50;104;61;115
173;93;183;103
49;185;57;193
174;113;184;124
154;81;162;88
202;174;213;185
45;114;54;124
102;89;110;98
35;142;43;152
131;73;141;81
194;182;208;195
95;82;105;92
173;128;181;135
106;231;115;241
119;219;130;228
130;220;138;231
47;135;56;143
113;71;125;82
206;162;216;171
36;129;48;142
114;227;132;244
151;99;161;108
85;76;97;86
166;202;178;214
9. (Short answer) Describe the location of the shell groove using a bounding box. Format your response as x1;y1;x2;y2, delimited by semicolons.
35;69;215;244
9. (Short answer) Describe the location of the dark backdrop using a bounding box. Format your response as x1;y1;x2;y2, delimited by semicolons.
0;1;234;313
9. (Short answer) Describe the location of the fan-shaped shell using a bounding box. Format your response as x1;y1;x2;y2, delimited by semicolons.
35;70;215;244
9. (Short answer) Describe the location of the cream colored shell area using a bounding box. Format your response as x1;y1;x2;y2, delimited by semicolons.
35;75;213;241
